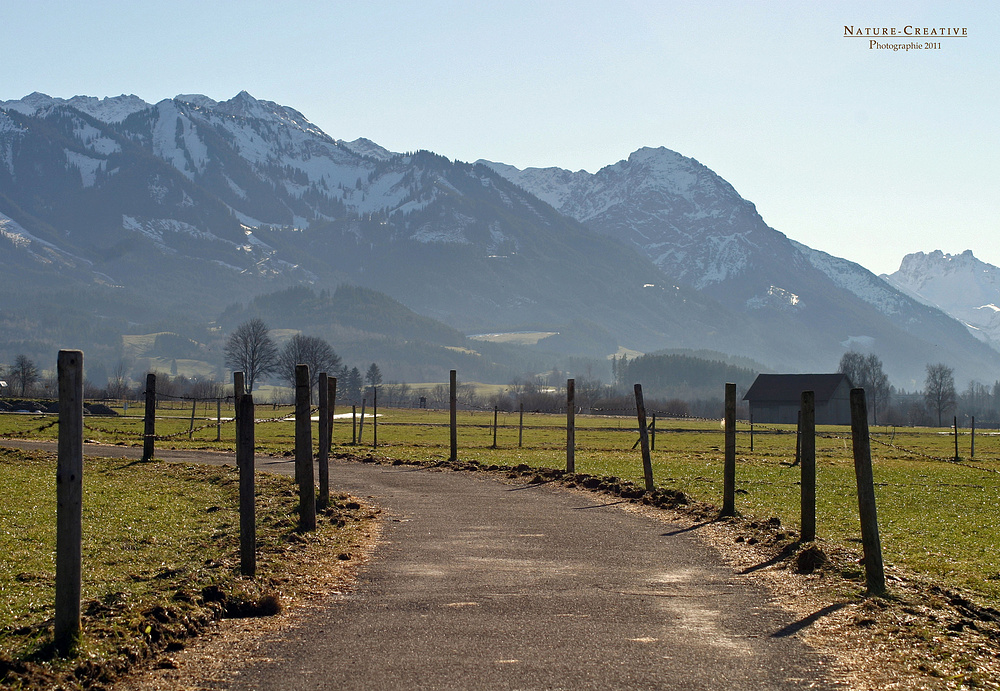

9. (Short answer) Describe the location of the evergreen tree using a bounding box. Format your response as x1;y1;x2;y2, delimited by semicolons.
365;362;383;390
345;367;364;403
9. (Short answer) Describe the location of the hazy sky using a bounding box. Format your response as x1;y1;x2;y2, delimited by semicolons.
3;1;996;275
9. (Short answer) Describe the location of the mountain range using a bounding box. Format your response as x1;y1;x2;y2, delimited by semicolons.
1;90;997;390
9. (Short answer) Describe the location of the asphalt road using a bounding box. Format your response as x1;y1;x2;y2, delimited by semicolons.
3;440;840;689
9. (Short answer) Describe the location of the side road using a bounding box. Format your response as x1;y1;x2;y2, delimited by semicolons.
2;440;842;689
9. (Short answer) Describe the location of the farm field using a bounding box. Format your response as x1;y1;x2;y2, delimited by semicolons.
3;404;999;604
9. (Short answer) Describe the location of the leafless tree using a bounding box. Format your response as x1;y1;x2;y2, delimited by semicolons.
10;354;39;396
224;318;279;393
839;352;891;424
106;358;132;401
277;334;341;402
924;363;956;427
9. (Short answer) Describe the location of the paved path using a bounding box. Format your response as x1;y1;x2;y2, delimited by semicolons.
3;440;840;689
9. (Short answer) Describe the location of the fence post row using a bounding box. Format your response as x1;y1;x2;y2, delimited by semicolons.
566;378;575;473
55;350;84;654
237;393;256;578
634;384;654;492
721;382;737;516
850;388;886;596
295;364;316;532
800;390;816;543
142;372;156;462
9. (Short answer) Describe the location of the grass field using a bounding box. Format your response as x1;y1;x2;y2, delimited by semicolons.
0;444;372;687
3;405;1000;606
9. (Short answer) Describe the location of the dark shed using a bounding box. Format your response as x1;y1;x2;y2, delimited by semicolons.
743;373;853;425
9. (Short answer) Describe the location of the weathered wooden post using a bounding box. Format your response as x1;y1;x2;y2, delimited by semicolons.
800;390;816;542
295;364;316;532
567;378;575;473
188;397;197;440
650;413;656;452
492;406;499;449
55;350;84;654
234;371;245;457
351;405;357;445
518;401;524;448
318;373;330;511
794;409;802;467
237;393;256;577
634;384;654;492
954;416;960;461
449;369;458;462
372;386;378;449
722;382;737;516
142;373;156;462
358;398;366;444
850;388;886;595
216;397;222;442
971;416;976;459
749;412;754;453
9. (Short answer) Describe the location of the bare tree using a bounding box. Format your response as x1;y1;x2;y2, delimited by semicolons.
924;363;957;427
277;334;341;401
839;352;891;424
106;358;132;401
10;354;39;397
224;318;279;393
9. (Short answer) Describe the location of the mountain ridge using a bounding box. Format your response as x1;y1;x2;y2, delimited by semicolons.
1;91;997;388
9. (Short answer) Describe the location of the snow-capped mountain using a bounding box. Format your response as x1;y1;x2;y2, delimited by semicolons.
0;91;735;357
484;149;1000;386
1;91;998;386
884;251;1000;350
483;148;790;294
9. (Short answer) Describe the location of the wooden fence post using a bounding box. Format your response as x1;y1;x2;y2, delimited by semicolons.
142;373;156;462
650;413;656;452
318;373;330;511
449;369;457;462
188;397;197;440
372;386;378;449
721;382;737;516
634;384;654;492
233;371;245;458
972;416;976;459
295;364;316;532
954;416;959;462
492;406;498;449
238;394;256;578
55;350;84;654
567;378;575;473
794;409;801;467
351;405;357;445
358;398;366;444
216;397;222;442
518;401;524;448
850;388;886;596
800;390;816;543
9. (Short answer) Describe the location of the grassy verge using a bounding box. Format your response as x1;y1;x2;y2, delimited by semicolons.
0;446;376;689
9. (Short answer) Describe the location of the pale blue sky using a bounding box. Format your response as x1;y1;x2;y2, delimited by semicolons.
3;1;996;275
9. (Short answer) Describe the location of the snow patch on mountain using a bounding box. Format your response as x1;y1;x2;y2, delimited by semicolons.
791;240;916;318
0;210;93;268
338;137;397;161
64;149;106;187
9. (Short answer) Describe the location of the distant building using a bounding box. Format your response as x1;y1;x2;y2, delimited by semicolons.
743;373;853;425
